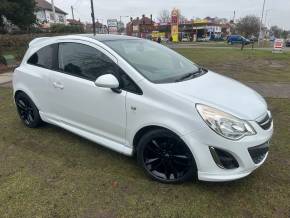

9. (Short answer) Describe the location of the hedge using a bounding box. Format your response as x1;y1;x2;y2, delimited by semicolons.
50;24;84;33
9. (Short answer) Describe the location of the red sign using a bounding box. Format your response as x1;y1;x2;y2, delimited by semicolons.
274;39;283;49
171;16;178;24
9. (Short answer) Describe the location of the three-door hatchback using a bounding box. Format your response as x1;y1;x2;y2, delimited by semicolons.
13;34;273;183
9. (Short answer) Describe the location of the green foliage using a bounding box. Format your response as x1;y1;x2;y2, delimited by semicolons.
236;15;260;37
50;24;84;33
0;0;36;30
0;55;6;65
270;25;289;39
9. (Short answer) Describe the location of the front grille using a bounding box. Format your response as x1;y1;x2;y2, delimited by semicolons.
248;142;269;164
257;112;272;130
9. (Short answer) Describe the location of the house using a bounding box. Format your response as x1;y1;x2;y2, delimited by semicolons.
35;0;67;26
67;19;83;26
126;14;155;38
85;22;108;34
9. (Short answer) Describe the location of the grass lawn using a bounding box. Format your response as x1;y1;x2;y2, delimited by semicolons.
175;48;290;83
0;86;290;217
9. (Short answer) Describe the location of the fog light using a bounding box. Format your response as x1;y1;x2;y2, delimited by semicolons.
209;147;239;169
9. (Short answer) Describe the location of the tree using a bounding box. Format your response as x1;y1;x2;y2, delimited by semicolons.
270;25;283;38
236;15;260;37
158;10;170;23
0;0;36;30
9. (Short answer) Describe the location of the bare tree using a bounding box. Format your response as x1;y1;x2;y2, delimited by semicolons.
158;10;170;23
179;14;187;24
236;15;260;37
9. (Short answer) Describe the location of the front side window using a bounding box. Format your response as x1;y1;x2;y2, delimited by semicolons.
27;44;58;70
104;39;201;83
58;42;142;94
58;42;118;81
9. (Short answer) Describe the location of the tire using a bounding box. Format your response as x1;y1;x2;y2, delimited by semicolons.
137;129;197;184
15;92;43;128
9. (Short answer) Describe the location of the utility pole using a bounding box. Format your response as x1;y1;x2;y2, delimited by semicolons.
51;0;56;23
90;0;96;35
233;10;236;23
71;6;75;20
258;0;266;47
264;9;271;29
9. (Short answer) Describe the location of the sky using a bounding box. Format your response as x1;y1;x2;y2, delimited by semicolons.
54;0;290;30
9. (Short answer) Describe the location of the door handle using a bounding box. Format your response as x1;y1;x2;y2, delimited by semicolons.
53;82;64;89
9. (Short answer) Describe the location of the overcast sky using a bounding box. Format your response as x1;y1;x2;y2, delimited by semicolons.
54;0;290;29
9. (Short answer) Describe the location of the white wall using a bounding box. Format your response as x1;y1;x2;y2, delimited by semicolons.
35;9;66;25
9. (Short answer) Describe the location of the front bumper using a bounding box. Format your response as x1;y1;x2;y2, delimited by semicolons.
182;120;273;182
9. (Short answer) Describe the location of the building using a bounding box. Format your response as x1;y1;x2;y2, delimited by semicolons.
35;0;67;26
126;15;155;38
155;17;225;41
66;19;83;26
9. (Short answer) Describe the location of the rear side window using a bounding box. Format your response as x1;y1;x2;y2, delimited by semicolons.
27;44;58;70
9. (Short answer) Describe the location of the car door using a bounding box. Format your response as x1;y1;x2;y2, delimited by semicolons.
49;41;127;145
24;43;58;114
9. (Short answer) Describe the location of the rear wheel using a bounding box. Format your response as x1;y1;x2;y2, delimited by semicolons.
137;129;197;183
15;92;42;128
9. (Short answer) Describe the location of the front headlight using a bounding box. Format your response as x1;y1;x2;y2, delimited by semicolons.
196;104;256;140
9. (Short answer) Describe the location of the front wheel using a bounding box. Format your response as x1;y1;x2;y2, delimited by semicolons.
137;129;197;183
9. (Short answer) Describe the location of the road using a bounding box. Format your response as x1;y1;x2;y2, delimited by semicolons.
166;43;290;51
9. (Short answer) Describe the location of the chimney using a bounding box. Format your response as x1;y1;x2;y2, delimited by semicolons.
150;14;153;24
130;17;133;22
142;14;145;24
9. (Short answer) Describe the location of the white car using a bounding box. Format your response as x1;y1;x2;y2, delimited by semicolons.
13;34;273;183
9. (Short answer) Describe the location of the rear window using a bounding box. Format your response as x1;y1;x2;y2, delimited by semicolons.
27;44;58;70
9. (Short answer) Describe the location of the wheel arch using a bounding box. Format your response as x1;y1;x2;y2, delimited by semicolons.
13;88;40;111
132;125;185;154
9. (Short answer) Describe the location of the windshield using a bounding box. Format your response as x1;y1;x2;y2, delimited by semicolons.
104;39;201;83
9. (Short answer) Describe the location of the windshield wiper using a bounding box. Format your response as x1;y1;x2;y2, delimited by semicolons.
175;67;206;82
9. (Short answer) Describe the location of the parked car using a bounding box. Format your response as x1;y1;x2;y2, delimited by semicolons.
182;37;190;42
198;36;211;42
286;39;290;47
13;35;273;183
227;35;251;45
210;34;224;41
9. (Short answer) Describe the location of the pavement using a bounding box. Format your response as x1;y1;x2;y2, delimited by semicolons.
0;72;13;88
246;82;290;99
1;72;290;98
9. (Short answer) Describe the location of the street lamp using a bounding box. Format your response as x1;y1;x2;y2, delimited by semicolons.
119;16;129;34
258;0;266;47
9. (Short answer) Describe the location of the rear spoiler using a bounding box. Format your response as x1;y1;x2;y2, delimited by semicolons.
28;37;50;47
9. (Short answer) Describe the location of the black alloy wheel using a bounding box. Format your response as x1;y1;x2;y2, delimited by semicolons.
15;92;42;128
137;129;197;183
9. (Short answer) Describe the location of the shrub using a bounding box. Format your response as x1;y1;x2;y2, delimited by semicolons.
50;24;84;33
0;55;6;65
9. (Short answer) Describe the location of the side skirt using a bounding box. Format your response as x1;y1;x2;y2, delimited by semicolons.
39;112;133;156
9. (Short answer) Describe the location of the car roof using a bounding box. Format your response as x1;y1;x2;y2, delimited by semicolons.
78;34;140;42
29;34;141;48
